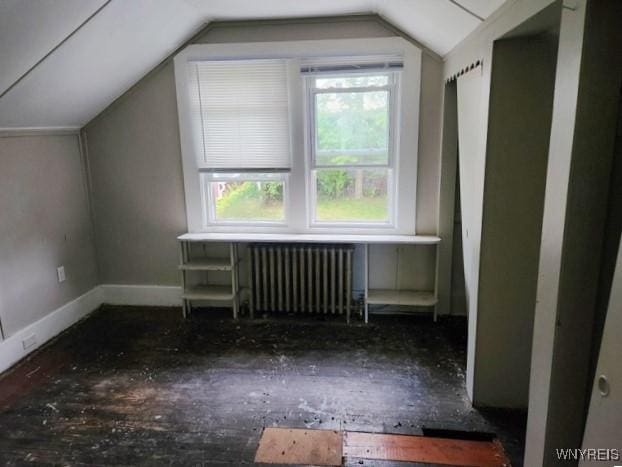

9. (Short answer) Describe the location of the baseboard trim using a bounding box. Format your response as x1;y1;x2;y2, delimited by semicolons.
0;127;81;137
0;286;104;375
0;284;183;376
101;284;182;307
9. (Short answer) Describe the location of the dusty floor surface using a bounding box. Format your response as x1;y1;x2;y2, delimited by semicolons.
0;306;525;466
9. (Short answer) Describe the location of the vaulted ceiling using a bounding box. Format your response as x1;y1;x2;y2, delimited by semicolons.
0;0;507;129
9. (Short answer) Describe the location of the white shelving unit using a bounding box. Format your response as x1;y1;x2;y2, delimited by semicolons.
178;240;241;318
177;233;441;323
363;239;440;324
366;289;437;307
179;258;234;271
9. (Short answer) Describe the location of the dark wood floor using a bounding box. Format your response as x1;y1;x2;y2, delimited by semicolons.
0;307;525;466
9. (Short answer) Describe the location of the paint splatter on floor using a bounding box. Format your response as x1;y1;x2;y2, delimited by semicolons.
0;306;525;465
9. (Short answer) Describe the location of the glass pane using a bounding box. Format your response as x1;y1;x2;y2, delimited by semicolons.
315;168;389;223
209;179;284;221
315;74;389;89
315;91;389;166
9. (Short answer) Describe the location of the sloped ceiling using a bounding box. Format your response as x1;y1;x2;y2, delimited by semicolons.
0;0;507;129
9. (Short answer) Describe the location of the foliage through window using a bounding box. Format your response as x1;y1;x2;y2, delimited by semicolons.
315;168;389;222
204;174;285;223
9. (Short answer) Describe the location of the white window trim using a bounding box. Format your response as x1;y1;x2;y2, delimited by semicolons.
174;37;421;234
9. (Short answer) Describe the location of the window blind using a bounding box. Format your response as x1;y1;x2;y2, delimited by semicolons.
190;59;291;170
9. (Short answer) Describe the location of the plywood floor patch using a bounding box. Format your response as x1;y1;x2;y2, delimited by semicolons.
255;428;510;466
255;427;343;466
343;431;510;466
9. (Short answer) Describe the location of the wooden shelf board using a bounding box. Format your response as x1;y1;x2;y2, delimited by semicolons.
182;285;235;301
367;289;437;306
179;258;232;271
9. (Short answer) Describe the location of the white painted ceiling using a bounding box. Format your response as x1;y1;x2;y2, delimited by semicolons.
0;0;507;129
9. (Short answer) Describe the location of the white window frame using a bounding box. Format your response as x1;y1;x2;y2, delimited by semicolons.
174;37;421;234
305;70;400;228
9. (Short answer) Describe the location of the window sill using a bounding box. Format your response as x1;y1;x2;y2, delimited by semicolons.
178;232;440;244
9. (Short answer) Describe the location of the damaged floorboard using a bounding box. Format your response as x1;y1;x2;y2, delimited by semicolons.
0;306;526;466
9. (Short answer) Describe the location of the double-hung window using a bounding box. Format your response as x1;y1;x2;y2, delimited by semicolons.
191;59;291;225
174;38;421;234
304;65;400;225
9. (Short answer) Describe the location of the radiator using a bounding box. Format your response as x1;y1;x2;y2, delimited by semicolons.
248;243;355;323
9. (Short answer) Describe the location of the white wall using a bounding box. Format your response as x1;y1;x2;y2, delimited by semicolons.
476;32;558;408
443;0;562;404
581;232;622;466
83;60;187;285
443;0;555;405
84;17;445;303
444;0;622;463
0;133;98;338
526;0;622;463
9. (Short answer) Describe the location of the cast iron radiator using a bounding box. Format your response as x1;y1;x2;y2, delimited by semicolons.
248;243;355;322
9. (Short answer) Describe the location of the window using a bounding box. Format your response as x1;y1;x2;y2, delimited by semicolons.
174;38;421;233
202;173;286;223
189;59;291;225
306;72;398;224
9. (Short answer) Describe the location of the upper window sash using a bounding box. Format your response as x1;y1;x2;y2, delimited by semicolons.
307;71;399;169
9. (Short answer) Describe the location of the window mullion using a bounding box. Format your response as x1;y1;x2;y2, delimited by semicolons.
286;58;307;231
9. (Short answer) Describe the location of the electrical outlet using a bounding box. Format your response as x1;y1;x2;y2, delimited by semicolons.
22;334;37;350
57;266;66;283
